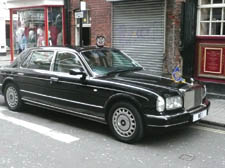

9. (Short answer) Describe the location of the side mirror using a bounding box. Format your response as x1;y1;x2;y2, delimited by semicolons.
69;68;87;80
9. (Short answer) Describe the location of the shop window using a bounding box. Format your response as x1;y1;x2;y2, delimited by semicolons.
48;7;63;46
12;8;45;56
201;8;210;21
200;23;210;35
214;0;223;3
197;0;225;35
11;6;64;59
202;0;211;4
202;0;223;4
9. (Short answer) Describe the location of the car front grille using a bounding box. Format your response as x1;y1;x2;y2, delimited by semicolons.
184;87;203;110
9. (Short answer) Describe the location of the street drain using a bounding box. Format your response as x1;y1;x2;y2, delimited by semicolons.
179;154;195;161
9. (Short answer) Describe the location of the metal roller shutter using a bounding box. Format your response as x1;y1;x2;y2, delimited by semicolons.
112;0;165;72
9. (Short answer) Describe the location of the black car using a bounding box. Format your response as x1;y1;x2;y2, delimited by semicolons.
0;46;210;143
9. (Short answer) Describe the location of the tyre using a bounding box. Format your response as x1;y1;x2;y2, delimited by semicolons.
4;83;23;111
108;102;144;143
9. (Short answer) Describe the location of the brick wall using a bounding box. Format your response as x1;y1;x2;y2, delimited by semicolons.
70;0;112;47
164;0;185;74
69;0;185;74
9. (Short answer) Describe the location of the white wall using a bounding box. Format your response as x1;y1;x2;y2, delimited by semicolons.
0;1;9;20
0;1;9;54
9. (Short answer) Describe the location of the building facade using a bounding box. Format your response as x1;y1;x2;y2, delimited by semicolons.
195;0;225;83
70;0;184;74
7;0;65;60
7;0;224;84
0;1;9;55
70;0;112;47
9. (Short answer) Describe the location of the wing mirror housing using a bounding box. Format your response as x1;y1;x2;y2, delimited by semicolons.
69;68;87;80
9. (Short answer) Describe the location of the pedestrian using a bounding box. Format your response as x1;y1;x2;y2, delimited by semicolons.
19;33;27;53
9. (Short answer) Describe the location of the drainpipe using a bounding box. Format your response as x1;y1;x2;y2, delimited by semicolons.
79;0;84;47
64;0;71;45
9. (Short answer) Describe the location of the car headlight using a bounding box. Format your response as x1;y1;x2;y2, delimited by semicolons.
156;96;165;112
166;96;183;110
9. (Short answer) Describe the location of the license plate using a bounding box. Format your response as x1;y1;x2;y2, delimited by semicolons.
192;110;207;122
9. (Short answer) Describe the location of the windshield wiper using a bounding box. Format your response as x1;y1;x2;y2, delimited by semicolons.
107;67;142;75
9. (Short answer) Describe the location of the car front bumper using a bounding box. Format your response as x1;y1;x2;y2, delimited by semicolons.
144;100;210;128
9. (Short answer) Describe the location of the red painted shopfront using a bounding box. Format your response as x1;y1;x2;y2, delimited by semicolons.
196;37;225;82
195;1;225;83
8;0;65;61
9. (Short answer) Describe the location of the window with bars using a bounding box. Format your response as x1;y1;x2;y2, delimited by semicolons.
197;0;225;35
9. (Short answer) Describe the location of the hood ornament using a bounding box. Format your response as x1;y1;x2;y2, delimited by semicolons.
171;66;186;83
190;78;195;85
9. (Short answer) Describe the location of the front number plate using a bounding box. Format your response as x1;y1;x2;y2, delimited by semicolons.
192;110;207;122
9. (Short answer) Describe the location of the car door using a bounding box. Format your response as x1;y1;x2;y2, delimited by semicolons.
17;50;55;104
44;51;105;119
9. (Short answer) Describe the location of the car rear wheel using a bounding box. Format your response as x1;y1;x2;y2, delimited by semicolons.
4;83;23;111
108;102;144;143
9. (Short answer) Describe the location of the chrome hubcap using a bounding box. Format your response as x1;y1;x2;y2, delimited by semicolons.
112;107;136;138
6;86;18;108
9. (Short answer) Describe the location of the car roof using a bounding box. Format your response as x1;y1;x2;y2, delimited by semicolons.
27;46;114;53
67;46;116;52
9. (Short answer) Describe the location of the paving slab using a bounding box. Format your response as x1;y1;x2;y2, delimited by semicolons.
0;54;11;66
200;98;225;127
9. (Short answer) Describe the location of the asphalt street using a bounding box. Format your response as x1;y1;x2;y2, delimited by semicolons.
0;95;225;168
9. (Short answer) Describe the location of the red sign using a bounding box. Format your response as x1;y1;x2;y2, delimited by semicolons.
197;41;225;82
204;48;223;74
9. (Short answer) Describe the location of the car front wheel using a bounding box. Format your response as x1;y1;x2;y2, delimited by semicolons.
108;102;144;143
4;83;23;111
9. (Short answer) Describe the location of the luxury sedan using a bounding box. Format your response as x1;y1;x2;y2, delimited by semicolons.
0;46;210;143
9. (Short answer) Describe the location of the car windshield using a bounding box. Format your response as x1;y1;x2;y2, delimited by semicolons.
82;49;142;76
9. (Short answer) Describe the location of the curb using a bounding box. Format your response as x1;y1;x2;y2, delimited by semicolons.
207;92;225;99
199;119;225;128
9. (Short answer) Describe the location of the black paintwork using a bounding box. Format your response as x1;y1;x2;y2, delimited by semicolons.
180;0;197;77
0;47;210;127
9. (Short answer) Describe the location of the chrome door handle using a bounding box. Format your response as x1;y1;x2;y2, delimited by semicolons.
50;77;59;84
17;72;24;76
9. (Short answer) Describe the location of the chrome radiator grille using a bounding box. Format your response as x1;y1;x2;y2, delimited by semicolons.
184;87;203;110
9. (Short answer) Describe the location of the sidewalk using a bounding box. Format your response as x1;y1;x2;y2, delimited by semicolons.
200;82;225;127
200;98;225;127
205;82;225;99
0;53;11;66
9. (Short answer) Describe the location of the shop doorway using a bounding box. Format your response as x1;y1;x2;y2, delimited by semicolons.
82;27;90;46
75;10;91;46
76;26;91;46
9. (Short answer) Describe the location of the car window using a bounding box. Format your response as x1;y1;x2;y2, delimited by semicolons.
82;49;141;75
20;49;32;63
10;49;30;68
25;51;54;70
54;52;82;73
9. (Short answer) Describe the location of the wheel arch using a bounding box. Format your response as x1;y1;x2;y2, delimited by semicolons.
2;77;18;94
104;93;144;123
